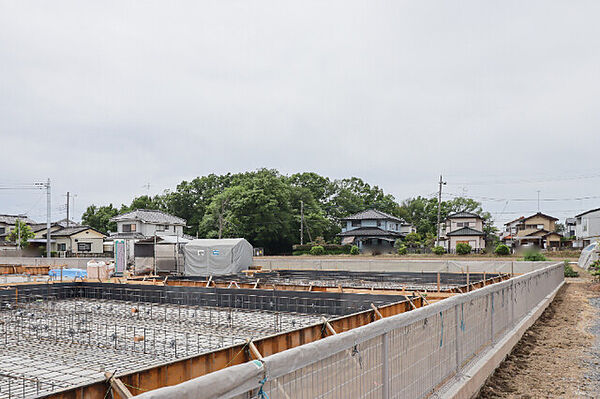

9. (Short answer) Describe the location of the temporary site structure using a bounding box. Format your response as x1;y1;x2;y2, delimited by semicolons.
183;238;253;276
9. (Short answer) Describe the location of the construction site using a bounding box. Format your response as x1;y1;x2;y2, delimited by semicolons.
0;259;562;399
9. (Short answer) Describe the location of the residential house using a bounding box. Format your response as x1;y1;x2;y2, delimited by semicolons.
502;212;562;249
110;209;186;238
337;209;415;253
565;218;577;238
42;226;106;255
574;208;600;248
107;209;187;264
0;214;37;243
441;211;485;253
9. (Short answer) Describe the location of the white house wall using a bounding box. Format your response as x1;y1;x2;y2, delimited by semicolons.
576;210;600;242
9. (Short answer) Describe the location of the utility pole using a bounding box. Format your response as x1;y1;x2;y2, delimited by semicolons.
436;174;446;247
300;200;304;245
46;179;51;258
66;192;70;227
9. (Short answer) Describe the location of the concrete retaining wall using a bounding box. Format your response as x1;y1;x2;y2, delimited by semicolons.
253;257;556;274
0;256;113;269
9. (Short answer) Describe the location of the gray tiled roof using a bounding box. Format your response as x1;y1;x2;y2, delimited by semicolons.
338;227;402;237
340;209;406;223
44;226;106;237
446;227;485;236
0;214;37;225
110;209;186;225
446;211;482;219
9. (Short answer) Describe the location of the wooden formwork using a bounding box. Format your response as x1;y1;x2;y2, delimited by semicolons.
41;296;420;399
0;264;51;275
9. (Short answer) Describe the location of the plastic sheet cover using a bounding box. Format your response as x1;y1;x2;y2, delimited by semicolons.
183;238;253;276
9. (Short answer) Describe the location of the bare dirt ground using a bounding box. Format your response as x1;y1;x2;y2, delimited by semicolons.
478;269;600;398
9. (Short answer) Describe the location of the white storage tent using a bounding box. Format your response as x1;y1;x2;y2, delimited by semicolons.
183;238;253;276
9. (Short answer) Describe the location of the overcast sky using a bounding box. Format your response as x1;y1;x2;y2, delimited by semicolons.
2;1;599;227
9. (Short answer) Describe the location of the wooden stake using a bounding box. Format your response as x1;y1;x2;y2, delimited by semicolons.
466;267;470;292
437;272;441;292
205;275;213;288
370;303;384;319
406;296;417;310
104;372;133;398
418;293;431;306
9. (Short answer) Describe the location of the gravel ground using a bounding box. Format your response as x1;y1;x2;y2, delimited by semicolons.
477;273;600;398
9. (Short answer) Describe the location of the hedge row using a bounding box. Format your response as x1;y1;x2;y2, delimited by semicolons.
292;244;352;255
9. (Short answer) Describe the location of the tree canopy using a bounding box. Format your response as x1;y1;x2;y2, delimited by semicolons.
81;169;495;254
6;220;35;248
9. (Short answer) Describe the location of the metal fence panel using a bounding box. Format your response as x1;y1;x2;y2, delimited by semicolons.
135;263;564;399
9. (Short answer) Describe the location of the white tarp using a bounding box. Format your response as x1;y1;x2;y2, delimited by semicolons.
578;241;599;270
183;238;253;276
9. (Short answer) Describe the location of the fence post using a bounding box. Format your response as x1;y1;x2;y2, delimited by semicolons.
454;304;461;373
490;292;495;343
510;281;515;326
382;332;389;399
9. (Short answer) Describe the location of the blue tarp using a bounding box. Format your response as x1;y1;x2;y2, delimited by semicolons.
49;268;87;279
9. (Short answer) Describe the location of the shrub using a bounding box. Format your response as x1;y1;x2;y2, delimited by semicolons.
494;244;510;256
523;250;547;261
350;245;360;255
432;246;445;255
397;245;407;255
456;243;472;255
309;245;325;256
563;260;579;277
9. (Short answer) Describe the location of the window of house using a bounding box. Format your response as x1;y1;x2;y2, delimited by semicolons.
457;222;464;227
77;242;92;252
57;243;66;251
395;223;399;230
122;224;136;232
0;227;4;235
351;221;360;227
377;221;382;227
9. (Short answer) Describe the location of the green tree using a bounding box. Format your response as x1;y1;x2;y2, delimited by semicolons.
494;244;510;256
404;232;422;248
81;204;120;234
432;245;445;255
6;220;35;247
456;242;472;255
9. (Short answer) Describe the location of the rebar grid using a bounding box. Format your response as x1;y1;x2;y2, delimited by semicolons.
0;298;325;399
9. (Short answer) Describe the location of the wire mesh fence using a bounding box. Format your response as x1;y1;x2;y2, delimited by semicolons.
136;262;564;399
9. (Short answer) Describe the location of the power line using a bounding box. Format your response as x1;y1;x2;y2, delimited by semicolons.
444;192;600;202
448;171;600;186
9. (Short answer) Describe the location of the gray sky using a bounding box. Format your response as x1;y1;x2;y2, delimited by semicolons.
2;0;599;228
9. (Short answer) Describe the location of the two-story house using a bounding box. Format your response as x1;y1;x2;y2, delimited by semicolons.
441;211;485;253
574;208;600;248
0;214;37;243
107;209;187;265
337;209;415;253
502;212;562;249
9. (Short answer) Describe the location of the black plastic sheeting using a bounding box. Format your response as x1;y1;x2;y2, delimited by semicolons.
0;282;410;316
